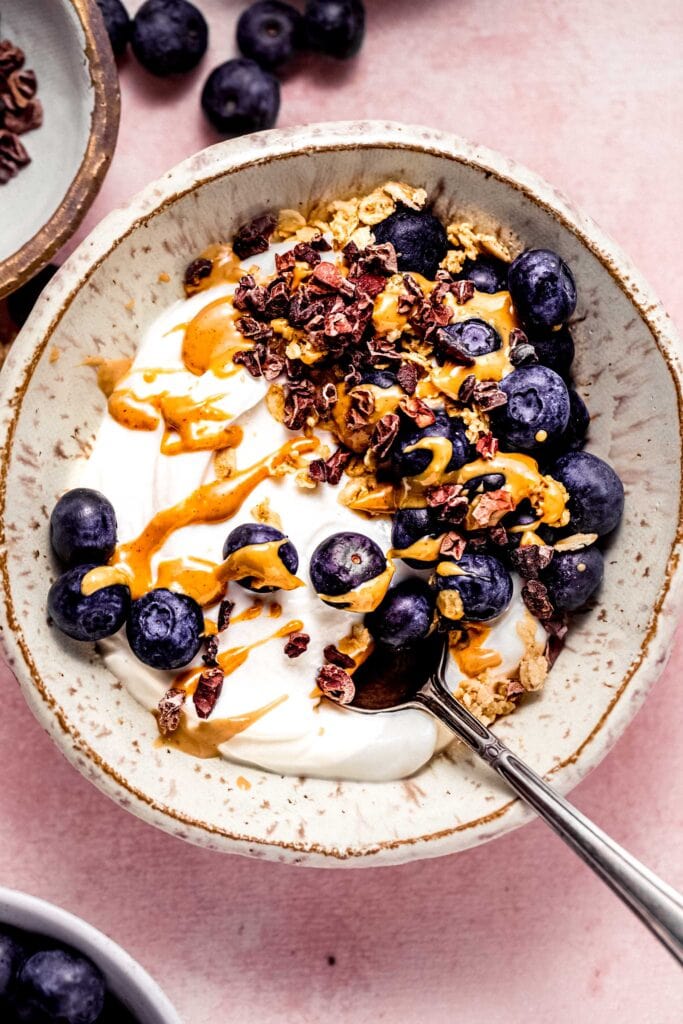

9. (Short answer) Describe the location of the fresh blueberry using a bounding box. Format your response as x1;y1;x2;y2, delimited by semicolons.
455;255;508;294
461;473;506;496
373;206;448;280
96;0;131;57
500;500;541;552
304;0;365;59
526;323;575;378
391;508;439;568
309;532;386;604
48;565;130;643
365;578;435;648
131;0;208;76
438;318;502;361
0;930;25;998
13;949;105;1024
491;365;570;451
201;58;280;136
50;488;117;568
508;248;577;328
543;546;604;611
430;553;513;623
555;389;590;454
550;451;625;536
222;523;299;593
237;1;302;69
127;589;203;670
360;369;397;389
393;411;470;477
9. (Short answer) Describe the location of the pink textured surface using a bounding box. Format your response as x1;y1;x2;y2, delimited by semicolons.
3;1;683;1021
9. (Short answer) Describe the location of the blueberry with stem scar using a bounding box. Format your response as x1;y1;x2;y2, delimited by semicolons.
48;565;129;642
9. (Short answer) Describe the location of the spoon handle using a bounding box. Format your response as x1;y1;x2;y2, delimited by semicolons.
418;680;683;965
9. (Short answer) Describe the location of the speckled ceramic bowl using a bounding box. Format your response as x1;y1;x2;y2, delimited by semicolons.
0;886;181;1022
0;122;681;867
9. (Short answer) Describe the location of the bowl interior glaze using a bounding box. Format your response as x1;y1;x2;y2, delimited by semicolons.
0;122;681;866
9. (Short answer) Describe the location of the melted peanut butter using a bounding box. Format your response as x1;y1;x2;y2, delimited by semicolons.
403;436;454;487
233;601;264;623
319;562;395;613
159;695;288;759
217;540;304;592
181;297;246;377
106;436;318;598
388;535;443;562
456;455;568;526
80;565;131;596
236;775;251;790
84;356;133;398
450;625;502;676
155;557;227;606
431;291;519;399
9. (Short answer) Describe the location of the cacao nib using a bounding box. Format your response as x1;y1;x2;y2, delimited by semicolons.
236;315;273;343
275;249;296;275
370;412;400;458
396;361;418;395
284;631;310;658
470;489;516;528
488;524;509;547
323;644;356;669
310;233;332;251
3;97;41;134
475;433;499;460
292;241;322;266
509;326;538;367
184;257;212;290
0;40;24;77
324;446;352;485
399;395;436;428
202;635;219;667
451;279;475;304
346;386;375;428
458;374;477;404
510;544;555;579
233;213;276;260
261;350;285;381
472;380;507;411
309;261;354;297
157;688;186;736
425;483;465;509
265;279;291;318
308;459;327;483
314;381;338;415
522;580;554;620
233;349;263;378
193;666;225;719
440;532;466;559
217;599;235;632
283;380;316;430
317;664;355;704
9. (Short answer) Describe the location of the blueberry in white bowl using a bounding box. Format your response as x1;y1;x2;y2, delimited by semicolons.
222;522;299;593
507;248;577;328
430;553;513;624
491;364;570;451
556;389;590;454
310;531;388;608
126;589;203;670
391;508;440;568
393;410;470;477
48;566;129;643
454;254;508;294
237;1;303;69
542;546;605;611
50;489;117;568
437;317;502;362
131;0;208;76
550;451;625;536
525;323;575;379
365;578;435;648
373;206;448;279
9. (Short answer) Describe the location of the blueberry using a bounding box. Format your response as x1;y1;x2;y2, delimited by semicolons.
131;0;207;76
500;500;541;552
237;1;302;69
366;578;435;648
360;369;397;389
222;523;299;593
50;488;117;568
430;553;513;623
393;411;470;477
48;565;130;643
0;930;25;997
543;546;604;611
526;324;575;379
304;0;365;59
391;508;439;568
13;949;105;1024
373;206;448;280
556;389;590;454
438;317;502;361
96;0;131;57
508;248;577;328
201;58;280;136
461;473;506;496
310;532;386;603
455;255;508;294
550;451;625;536
491;365;570;451
127;589;203;669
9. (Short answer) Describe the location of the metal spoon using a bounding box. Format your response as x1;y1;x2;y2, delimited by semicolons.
346;635;683;964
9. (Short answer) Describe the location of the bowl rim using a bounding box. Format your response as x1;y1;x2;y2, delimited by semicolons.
1;120;682;865
0;0;121;300
0;885;181;1022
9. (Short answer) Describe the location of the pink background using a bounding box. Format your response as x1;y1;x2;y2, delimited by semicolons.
3;1;683;1020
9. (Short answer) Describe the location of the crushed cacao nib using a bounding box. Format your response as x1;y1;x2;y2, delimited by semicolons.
409;292;451;340
310;233;332;251
399;395;436;428
235;315;273;343
345;241;398;277
317;664;355;705
349;272;386;298
292;241;322;266
233;348;263;378
193;666;225;719
324;446;352;485
3;98;41;135
435;327;475;366
543;614;569;667
315;381;338;415
425;483;465;509
366;334;401;364
285;355;305;381
346;386;375;428
283;379;317;430
458;374;477;404
451;279;475;305
8;67;36;106
308;459;327;483
472;380;508;411
506;679;526;699
0;40;25;77
284;631;310;658
440;532;466;559
323;644;356;669
0;128;29;183
509;328;528;347
275;249;296;275
470;488;516;528
488;524;509;547
509;343;538;367
522;579;554;620
202;635;219;667
217;599;235;632
261;349;285;381
369;412;400;458
184;257;212;291
475;433;499;460
308;261;354;297
157;688;186;736
510;544;555;579
344;363;362;388
233;213;276;260
396;360;418;394
233;274;265;313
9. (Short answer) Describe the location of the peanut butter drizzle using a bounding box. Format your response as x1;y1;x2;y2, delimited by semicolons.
388;535;443;562
159;695;288;760
83;356;133;398
431;290;519;398
319;562;395;613
403;437;454;487
217;540;304;592
450;625;502;676
233;601;264;623
181;297;246;377
106;436;318;598
155;557;227;606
